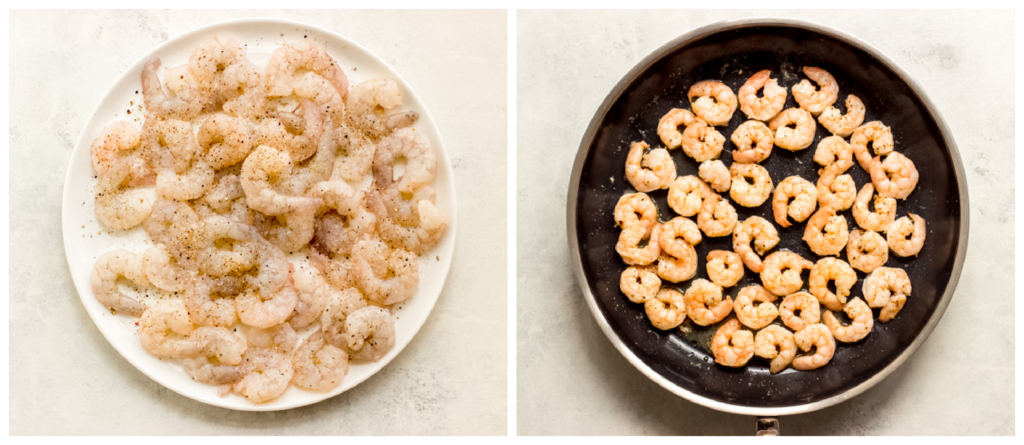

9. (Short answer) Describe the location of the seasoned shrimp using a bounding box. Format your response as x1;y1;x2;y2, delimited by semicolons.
292;331;349;391
754;325;796;374
808;257;857;311
265;41;349;99
823;297;873;343
187;35;244;101
769;107;816;151
232;348;294;403
791;67;839;115
197;113;255;170
667;176;712;217
657;248;698;283
816;167;856;211
779;291;821;332
91;121;153;186
183;340;247;386
197;215;257;278
185;276;238;328
292;71;346;129
255;204;317;253
347;79;418;138
850;121;894;171
141;57;204;120
706;250;744;288
772;176;817;228
282;128;340;196
698;160;731;193
730;120;774;164
680;119;726;162
625;141;676;192
803;208;849;257
257;100;325;163
729;163;773;207
236;282;299;329
862;267;911;322
732;216;780;273
852;183;897;232
738;70;787;121
792;324;836;371
143;243;197;293
155;159;215;201
288;267;332;328
143;118;198;173
139;300;201;358
342;306;396;361
352;240;419;306
364;190;446;255
310;188;376;256
696;193;737;237
818;94;865;137
688;80;737;126
814;136;854;174
218;59;268;120
203;174;245;212
91;249;151;317
620;265;662;303
760;252;813;296
614;192;658;237
712;319;755;367
683;279;733;326
374;127;437;194
144;199;202;258
616;224;661;266
320;287;369;348
733;284;778;329
658;217;702;257
869;152;919;200
330;125;377;182
847;229;889;273
241;145;319;215
644;288;687;330
657;108;696;149
94;157;152;230
887;213;926;257
247;323;298;354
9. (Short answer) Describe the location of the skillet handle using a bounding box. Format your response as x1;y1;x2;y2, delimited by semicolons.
756;417;780;436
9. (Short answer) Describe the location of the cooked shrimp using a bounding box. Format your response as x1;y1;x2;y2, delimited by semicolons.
352;241;419;306
706;250;744;288
330;125;377;182
887;213;926;257
656;249;698;283
711;319;754;367
813;136;854;174
683;279;733;326
754;325;796;374
869;152;919;200
620;265;662;303
680;119;726;162
696;193;737;237
803;208;849;257
733;284;778;329
141;57;204;120
218;59;268;120
792;324;836;370
94;157;152;230
772;176;817;228
729;163;773;207
342;306;396;361
738;70;786;121
667;176;712;217
257;99;325;163
265;41;349;100
91;121;153;186
139;300;201;358
850;121;894;171
818;94;865;137
292;331;349;391
320;287;369;348
241;145;319;215
232;348;294;403
816;167;857;211
91;249;151;317
658;217;702;257
185;276;238;328
688;80;737;126
852;183;897;232
823;297;873;343
730;120;774;163
779;291;820;332
698;160;731;193
808;257;857;311
657;108;696;149
862;267;911;322
616;224;661;266
792;67;839;115
644;288;687;330
760;252;813;296
625;141;676;192
732;216;780;273
847;229;889;273
374;127;437;194
768;107;816;151
614;192;658;238
143;243;196;293
236;282;299;329
197;113;255;170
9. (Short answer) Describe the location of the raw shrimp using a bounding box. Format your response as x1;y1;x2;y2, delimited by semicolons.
91;121;153;186
374;127;437;194
91;249;151;317
232;348;294;403
185;276;238;328
144;199;202;257
732;216;780;273
712;319;755;367
803;208;849;257
729;163;773;207
342;306;396;361
265;41;349;99
292;331;349;391
850;121;894;171
347;79;418;138
768;107;816;151
808;257;857;312
816;167;857;211
852;183;897;232
625;141;676;192
363;190;446;255
656;248;698;284
792;324;836;371
321;287;369;348
614;192;658;237
183;354;246;386
616;224;661;266
188;36;245;100
658;216;702;258
241;144;319;215
791;67;839;115
236;282;299;329
688;80;737;126
683;279;733;326
696;193;737;237
245;239;291;297
730;120;773;163
818;94;865;137
255;204;317;253
869;152;919;200
823;298;873;343
862;267;911;322
94;157;152;230
197;113;255;170
141;57;204;120
289;267;331;328
847;229;889;273
247;323;298;353
330;125;377;182
706;250;744;288
657;108;696;149
772;176;817;228
192;326;246;366
887;213;926;257
667;176;712;217
257;99;325;162
733;284;778;330
197;215;257;278
143;118;198;173
352;241;420;306
760;252;813;296
203;174;245;212
143;243;197;293
754;325;796;374
779;291;821;332
311;199;376;256
680;119;725;162
292;71;346;128
699;160;731;193
218;59;268;120
620;265;662;303
156;159;215;201
139;300;201;358
281;127;340;196
813;136;854;174
738;70;786;121
644;288;687;330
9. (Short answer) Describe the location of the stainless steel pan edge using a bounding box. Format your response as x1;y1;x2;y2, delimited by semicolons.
565;17;969;417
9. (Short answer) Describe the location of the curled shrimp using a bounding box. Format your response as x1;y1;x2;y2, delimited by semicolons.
141;57;204;120
265;41;349;100
91;121;153;186
696;193;737;237
808;257;857;311
706;250;744;288
657;108;696;149
760;252;813;296
738;70;786;121
139;300;201;358
183;328;248;385
779;291;820;332
310;184;376;255
255;204;317;253
374;127;437;194
644;288;687;330
94;157;152;230
91;249;151;317
803;207;849;257
616;224;661;266
185;276;238;328
625;141;676;192
869;152;919;200
863;267;911;322
620;265;662;303
203;174;245;213
247;323;298;354
365;190;446;255
814;136;854;174
887;213;926;257
683;279;733;326
712;319;754;367
218;59;268;120
292;71;346;129
816;166;857;212
730;120;773;163
288;267;332;328
320;288;369;348
768;107;816;151
236;282;299;329
823;297;874;343
614;192;658;237
792;324;836;370
688;80;737;126
241;144;319;216
657;248;698;284
658;216;702;258
729;163;773;207
342;306;396;361
733;284;778;329
232;348;294;403
754;325;796;374
680;119;725;162
155;159;215;201
143;118;197;173
143;243;197;293
257;99;325;163
352;240;419;306
847;229;888;273
851;121;894;171
698;160;731;193
347;79;419;139
667;176;712;217
732;216;780;273
292;331;349;392
187;36;245;99
330;125;377;182
792;67;839;115
818;94;865;137
772;176;817;228
852;183;897;232
197;113;255;170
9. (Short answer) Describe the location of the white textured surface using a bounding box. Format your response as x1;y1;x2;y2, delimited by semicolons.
516;10;1013;435
10;10;507;435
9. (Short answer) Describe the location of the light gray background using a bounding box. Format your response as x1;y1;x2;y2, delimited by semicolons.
10;10;507;435
517;10;1013;435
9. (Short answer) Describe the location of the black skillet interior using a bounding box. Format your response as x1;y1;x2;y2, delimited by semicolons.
575;25;962;408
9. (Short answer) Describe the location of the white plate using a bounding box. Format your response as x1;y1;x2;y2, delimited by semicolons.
61;18;457;411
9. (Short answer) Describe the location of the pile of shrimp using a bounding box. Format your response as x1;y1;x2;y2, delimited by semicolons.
87;36;446;403
617;66;924;373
